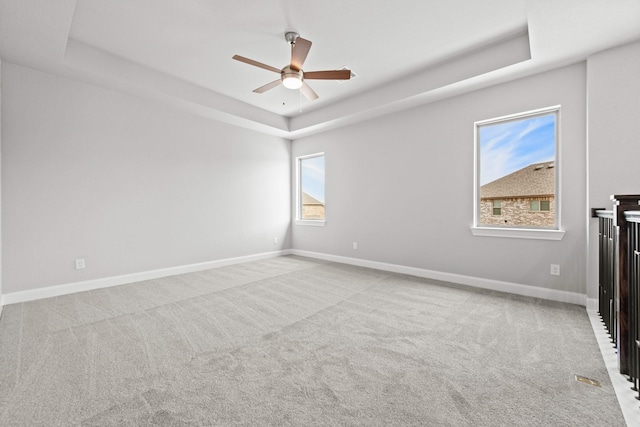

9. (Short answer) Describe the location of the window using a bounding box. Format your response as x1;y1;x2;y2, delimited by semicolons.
541;200;550;211
296;153;325;224
472;106;564;240
530;200;551;211
492;200;502;215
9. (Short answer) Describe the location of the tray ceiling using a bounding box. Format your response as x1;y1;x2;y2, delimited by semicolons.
1;0;639;138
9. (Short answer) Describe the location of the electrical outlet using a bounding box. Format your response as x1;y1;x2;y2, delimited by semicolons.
273;237;278;245
353;242;358;250
550;264;560;276
75;258;85;270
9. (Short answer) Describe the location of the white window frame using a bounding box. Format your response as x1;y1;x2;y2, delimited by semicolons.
470;106;565;240
295;152;326;227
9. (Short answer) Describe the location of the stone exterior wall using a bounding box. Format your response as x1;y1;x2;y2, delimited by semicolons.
480;196;554;227
302;204;325;220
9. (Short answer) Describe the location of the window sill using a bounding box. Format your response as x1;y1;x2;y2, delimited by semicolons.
469;226;565;240
295;219;326;227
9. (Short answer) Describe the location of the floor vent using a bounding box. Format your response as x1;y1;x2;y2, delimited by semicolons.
575;375;601;387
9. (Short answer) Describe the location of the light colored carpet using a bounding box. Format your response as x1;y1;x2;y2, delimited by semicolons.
0;255;625;426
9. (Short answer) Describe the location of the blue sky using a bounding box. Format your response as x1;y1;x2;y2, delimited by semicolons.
301;155;325;203
479;113;556;185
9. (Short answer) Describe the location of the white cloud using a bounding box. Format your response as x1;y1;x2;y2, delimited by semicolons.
479;115;555;185
480;129;520;184
302;162;324;179
517;120;542;140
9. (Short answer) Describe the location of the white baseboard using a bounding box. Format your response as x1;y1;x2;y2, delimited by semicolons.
587;309;640;426
2;248;587;308
3;249;292;306
0;294;4;319
291;249;587;306
586;298;599;312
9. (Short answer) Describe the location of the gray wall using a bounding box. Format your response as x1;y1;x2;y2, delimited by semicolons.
292;63;587;294
587;40;640;300
1;63;291;293
2;40;638;300
0;58;3;310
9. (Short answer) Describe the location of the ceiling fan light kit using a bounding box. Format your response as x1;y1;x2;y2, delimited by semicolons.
232;31;351;101
281;67;303;89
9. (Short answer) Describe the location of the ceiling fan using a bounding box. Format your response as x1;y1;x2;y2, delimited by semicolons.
232;32;351;100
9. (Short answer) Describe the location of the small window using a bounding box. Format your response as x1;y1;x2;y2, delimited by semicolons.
530;200;551;211
297;153;325;222
474;106;559;230
493;200;502;215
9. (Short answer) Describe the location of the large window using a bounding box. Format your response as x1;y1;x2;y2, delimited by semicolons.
297;153;325;224
473;106;561;237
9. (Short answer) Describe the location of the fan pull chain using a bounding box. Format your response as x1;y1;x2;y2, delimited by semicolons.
299;89;303;113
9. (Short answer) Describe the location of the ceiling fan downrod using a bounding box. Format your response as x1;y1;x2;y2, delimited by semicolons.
285;31;299;45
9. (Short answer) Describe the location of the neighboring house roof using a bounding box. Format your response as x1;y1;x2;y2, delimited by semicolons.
302;192;324;205
480;162;555;199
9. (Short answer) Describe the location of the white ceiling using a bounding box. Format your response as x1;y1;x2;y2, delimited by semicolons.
1;0;639;138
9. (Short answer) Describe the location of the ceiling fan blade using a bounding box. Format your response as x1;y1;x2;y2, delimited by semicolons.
233;55;281;74
290;37;312;71
253;79;282;93
304;70;351;80
299;82;319;101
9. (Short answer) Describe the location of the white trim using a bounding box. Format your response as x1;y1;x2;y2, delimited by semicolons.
291;249;586;306
626;210;640;221
295;220;326;227
587;309;640;427
469;226;566;240
2;250;292;306
0;295;4;319
296;152;325;160
475;105;563;126
474;105;562;234
586;298;599;312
